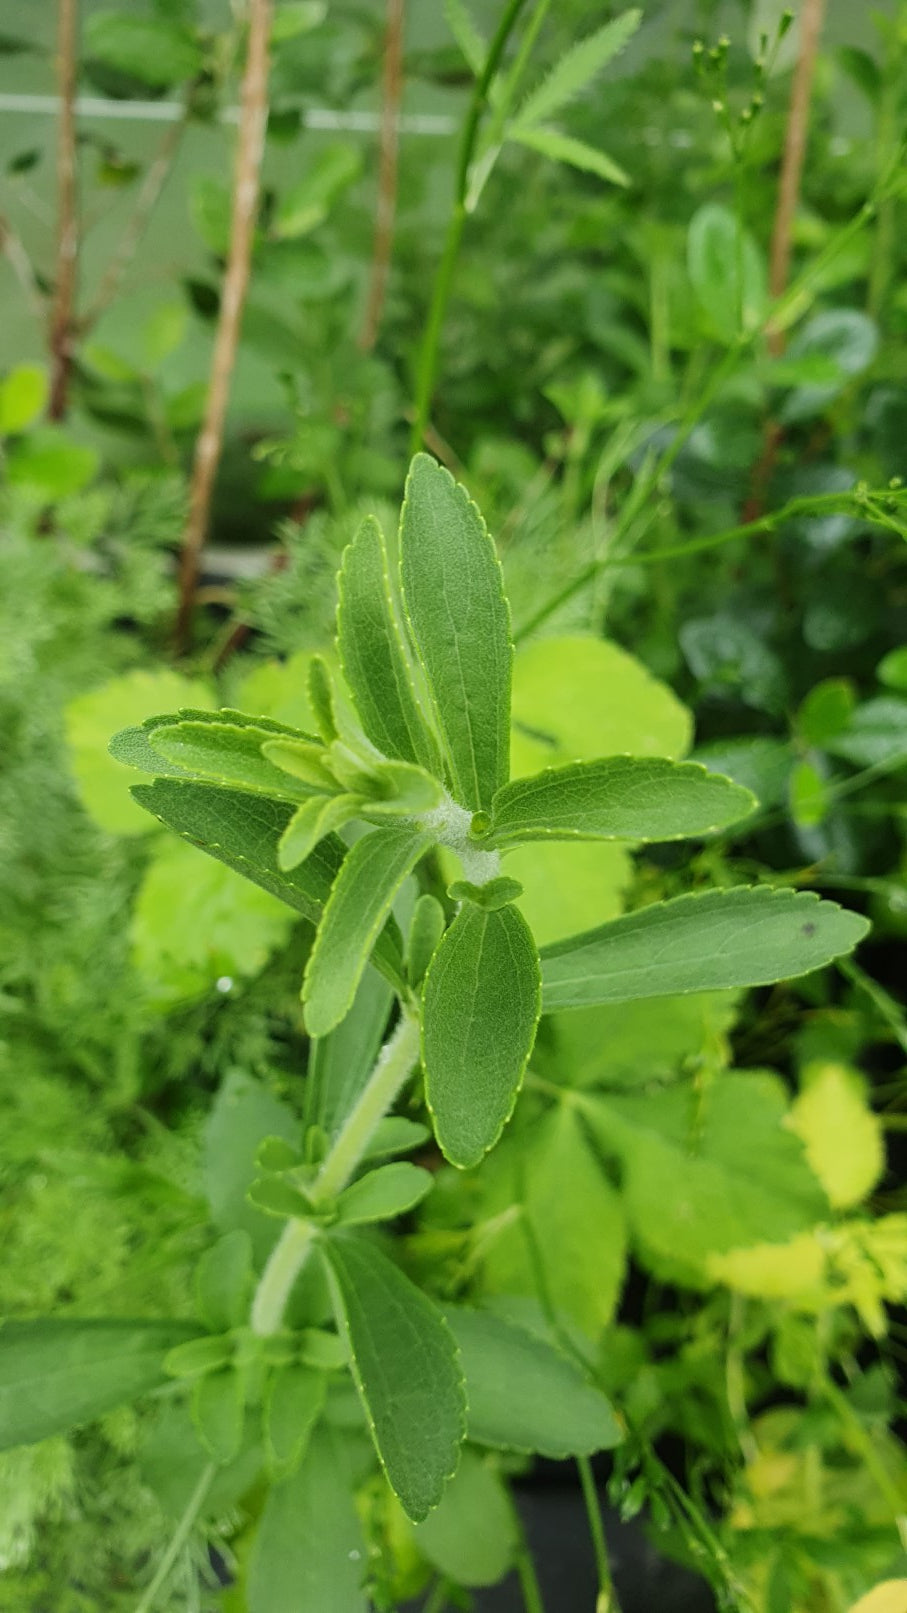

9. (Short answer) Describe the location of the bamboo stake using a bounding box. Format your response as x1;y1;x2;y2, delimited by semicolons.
358;0;406;352
48;0;79;421
175;0;272;651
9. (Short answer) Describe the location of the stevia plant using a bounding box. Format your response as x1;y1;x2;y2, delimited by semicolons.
0;456;870;1606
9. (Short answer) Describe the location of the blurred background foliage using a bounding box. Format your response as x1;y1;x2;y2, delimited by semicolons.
1;0;906;1609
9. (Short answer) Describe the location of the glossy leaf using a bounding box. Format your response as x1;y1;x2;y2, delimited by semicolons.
488;757;754;845
248;1426;368;1613
264;1363;327;1475
0;1320;199;1450
540;887;869;1012
335;1162;433;1225
321;1233;466;1521
446;1307;622;1456
423;902;541;1167
337;514;440;772
400;453;511;811
303;826;432;1036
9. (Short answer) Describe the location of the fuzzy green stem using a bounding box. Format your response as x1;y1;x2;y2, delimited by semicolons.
134;1461;217;1613
409;0;532;452
250;1012;421;1336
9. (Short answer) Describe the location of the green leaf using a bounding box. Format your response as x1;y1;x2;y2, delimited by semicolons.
447;875;525;909
400;454;512;812
796;678;856;746
164;1335;234;1379
0;363;48;434
405;894;446;988
260;737;337;790
488;758;754;845
507;124;629;186
516;11;641;126
0;1320;199;1451
204;1070;300;1262
336;1162;433;1225
687;202;768;344
306;967;394;1135
412;1448;517;1587
277;793;362;871
540;887;870;1013
193;1369;244;1464
480;1104;626;1337
825;697;907;768
85;12;204;87
445;1307;622;1456
781;309;879;423
130;779;406;991
149;720;316;802
264;1364;327;1475
321;1234;466;1521
303;827;433;1036
197;1233;254;1333
548;990;740;1090
6;427;98;498
68;670;213;834
444;0;485;74
274;143;361;238
789;1062;884;1210
361;1116;430;1161
247;1176;312;1219
585;1072;829;1267
248;1426;368;1613
423;902;541;1168
337;515;441;773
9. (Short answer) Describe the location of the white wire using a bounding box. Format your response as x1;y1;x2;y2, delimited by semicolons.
0;92;455;135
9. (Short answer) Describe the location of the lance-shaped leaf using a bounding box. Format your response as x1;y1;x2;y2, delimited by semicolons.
540;887;869;1013
515;9;641;127
303;826;433;1036
149;719;317;801
335;1162;433;1225
321;1233;465;1521
248;1426;368;1613
507;124;629;187
110;706;316;781
445;1307;622;1457
487;757;755;846
337;515;441;773
399;453;512;812
277;793;363;872
422;902;541;1168
130;780;407;992
306;966;394;1135
0;1319;200;1450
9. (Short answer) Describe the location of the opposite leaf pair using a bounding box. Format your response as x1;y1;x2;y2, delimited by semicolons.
112;454;869;1173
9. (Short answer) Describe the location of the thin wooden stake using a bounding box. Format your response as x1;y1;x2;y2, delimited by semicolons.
175;0;272;652
48;0;79;421
358;0;406;352
766;0;827;353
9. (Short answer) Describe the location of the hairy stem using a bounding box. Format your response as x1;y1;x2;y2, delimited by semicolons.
175;0;272;651
134;1461;217;1613
250;1011;421;1335
358;0;406;352
409;0;532;452
82;107;189;334
48;0;79;421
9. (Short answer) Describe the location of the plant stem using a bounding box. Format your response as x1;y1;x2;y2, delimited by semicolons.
81;107;189;335
515;1528;546;1613
409;0;531;453
48;0;79;421
250;1011;421;1335
175;0;272;652
358;0;406;352
134;1461;217;1613
577;1455;621;1613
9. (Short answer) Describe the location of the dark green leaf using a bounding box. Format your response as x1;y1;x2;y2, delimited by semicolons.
423;903;540;1167
0;1320;199;1451
540;887;869;1013
400;454;512;812
321;1234;466;1520
445;1307;622;1456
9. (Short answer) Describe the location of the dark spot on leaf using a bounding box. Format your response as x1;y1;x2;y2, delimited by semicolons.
802;922;816;936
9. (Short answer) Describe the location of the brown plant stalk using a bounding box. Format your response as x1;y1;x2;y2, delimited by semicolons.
48;0;79;421
744;0;827;521
358;0;406;352
175;0;272;651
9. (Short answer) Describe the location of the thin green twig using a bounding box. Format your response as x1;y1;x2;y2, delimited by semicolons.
577;1454;621;1613
134;1462;217;1613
